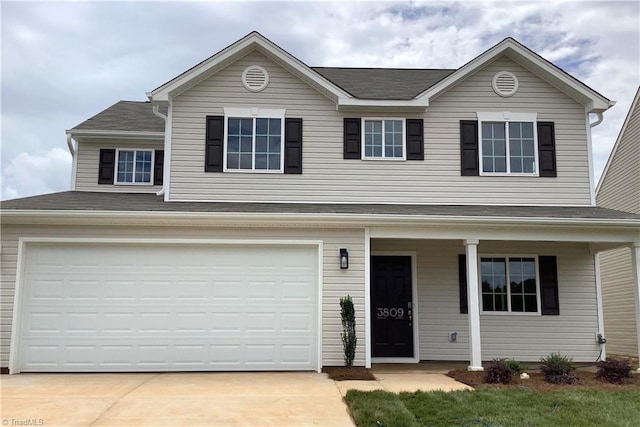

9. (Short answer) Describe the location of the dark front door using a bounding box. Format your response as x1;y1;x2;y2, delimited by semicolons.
371;256;414;358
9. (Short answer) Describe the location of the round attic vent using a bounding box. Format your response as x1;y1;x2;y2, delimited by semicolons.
492;71;519;97
242;65;269;92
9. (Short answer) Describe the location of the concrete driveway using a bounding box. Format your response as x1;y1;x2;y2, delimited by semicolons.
1;372;354;426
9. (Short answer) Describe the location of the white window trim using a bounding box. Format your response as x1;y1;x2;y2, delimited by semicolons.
478;254;542;316
223;107;286;173
477;112;539;176
114;148;155;185
361;118;407;161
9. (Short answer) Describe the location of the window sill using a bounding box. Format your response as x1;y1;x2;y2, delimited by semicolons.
115;182;154;186
361;157;407;161
480;311;541;316
479;173;539;177
223;169;284;174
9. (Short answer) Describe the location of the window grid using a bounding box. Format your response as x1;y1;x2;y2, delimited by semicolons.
481;256;539;314
480;121;537;174
481;257;508;312
116;150;153;184
481;123;506;173
508;257;537;313
226;117;282;171
364;119;404;159
508;122;535;173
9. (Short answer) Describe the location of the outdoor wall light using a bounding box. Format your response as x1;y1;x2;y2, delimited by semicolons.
339;248;349;269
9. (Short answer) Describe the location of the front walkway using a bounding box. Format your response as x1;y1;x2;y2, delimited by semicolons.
334;363;471;396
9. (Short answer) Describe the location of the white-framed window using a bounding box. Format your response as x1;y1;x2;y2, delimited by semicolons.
477;112;538;175
362;118;405;160
479;255;541;314
223;108;285;172
115;149;153;184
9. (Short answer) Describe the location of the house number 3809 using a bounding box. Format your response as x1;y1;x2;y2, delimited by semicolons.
376;307;405;319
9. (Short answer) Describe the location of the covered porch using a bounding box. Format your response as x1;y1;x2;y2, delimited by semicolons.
362;215;640;370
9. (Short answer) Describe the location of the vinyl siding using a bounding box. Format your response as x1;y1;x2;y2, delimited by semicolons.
597;91;640;214
372;239;600;362
597;91;640;356
599;247;637;356
75;139;164;193
169;50;591;205
0;224;365;369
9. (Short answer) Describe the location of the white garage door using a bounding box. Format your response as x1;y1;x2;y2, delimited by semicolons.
16;242;319;372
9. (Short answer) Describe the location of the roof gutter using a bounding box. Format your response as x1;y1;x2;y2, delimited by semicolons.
590;112;604;128
66;133;78;191
66;133;76;156
66;130;165;139
586;110;607;206
151;105;168;197
2;209;640;228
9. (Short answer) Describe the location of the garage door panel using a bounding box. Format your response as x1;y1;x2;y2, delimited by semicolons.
18;243;319;372
20;337;316;371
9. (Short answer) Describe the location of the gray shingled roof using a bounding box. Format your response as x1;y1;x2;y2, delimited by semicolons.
71;101;166;133
69;68;455;132
2;192;639;221
312;68;455;99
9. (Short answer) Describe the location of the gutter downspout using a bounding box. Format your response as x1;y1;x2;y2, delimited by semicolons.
152;105;168;197
586;111;605;206
66;133;78;190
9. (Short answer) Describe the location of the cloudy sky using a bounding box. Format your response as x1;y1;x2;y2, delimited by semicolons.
1;0;639;200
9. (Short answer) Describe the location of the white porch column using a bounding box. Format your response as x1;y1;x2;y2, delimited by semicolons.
631;243;640;370
465;239;483;371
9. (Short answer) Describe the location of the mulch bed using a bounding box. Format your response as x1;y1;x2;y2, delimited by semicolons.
323;366;377;381
448;369;640;391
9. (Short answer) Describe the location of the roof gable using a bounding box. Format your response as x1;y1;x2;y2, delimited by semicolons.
417;38;612;112
149;31;351;103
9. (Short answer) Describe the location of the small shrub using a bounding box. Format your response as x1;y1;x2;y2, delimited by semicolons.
484;358;514;384
505;359;527;374
540;353;578;384
596;358;633;384
340;295;357;367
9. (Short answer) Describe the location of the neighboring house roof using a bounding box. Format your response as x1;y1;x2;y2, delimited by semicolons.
69;101;166;134
3;192;639;222
311;68;454;100
596;86;640;197
147;31;613;112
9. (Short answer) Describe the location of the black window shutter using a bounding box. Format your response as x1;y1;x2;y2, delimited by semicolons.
406;119;424;160
343;118;361;159
98;148;116;184
284;118;303;174
154;150;164;185
460;120;479;176
458;254;468;314
539;256;559;315
538;122;557;177
205;116;224;172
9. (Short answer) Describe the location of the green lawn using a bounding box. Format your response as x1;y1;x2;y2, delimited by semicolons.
344;388;640;427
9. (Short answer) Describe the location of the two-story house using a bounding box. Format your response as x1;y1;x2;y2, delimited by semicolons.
2;32;639;374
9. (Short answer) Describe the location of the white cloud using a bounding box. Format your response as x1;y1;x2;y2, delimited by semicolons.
1;148;71;201
1;0;638;200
